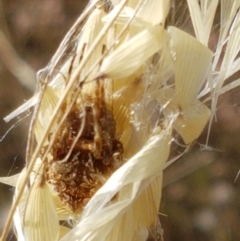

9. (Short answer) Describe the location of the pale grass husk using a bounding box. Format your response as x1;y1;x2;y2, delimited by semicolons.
1;1;240;241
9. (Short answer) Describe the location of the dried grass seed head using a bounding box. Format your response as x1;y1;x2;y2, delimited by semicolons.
3;0;240;241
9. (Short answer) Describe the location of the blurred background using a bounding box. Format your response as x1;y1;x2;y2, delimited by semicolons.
0;1;240;241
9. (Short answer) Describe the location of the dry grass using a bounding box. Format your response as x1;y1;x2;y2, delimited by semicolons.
1;1;240;241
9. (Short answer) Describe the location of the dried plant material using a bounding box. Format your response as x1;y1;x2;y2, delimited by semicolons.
37;87;59;133
59;127;171;241
2;1;240;241
135;0;170;25
215;14;240;89
4;94;40;123
112;78;144;154
24;181;59;241
218;77;240;95
100;25;167;79
59;226;71;239
156;87;211;144
13;169;30;241
212;0;240;70
131;174;163;237
168;26;213;110
196;1;240;141
151;27;213;144
76;7;106;82
0;173;20;186
111;0;170;25
173;100;211;144
186;0;219;45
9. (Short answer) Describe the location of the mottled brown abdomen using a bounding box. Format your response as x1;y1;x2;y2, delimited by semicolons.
46;99;123;213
